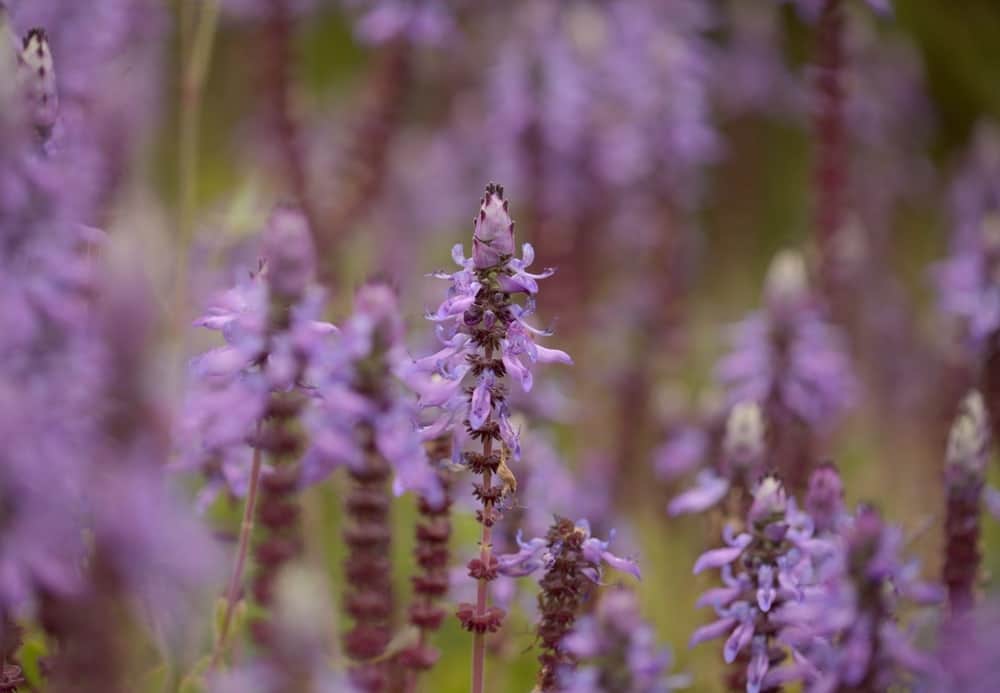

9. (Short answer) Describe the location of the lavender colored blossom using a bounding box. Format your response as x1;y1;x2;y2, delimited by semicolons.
6;0;167;217
689;477;825;693
936;126;1000;346
804;462;846;535
778;505;941;691
501;517;639;690
560;587;689;693
475;0;718;215
0;8;99;618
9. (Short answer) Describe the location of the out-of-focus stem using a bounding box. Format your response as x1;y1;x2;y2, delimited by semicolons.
173;0;219;323
814;0;845;298
210;443;263;669
261;0;328;280
321;39;410;273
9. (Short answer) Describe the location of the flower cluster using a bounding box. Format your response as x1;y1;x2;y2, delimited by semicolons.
689;477;823;693
778;505;941;690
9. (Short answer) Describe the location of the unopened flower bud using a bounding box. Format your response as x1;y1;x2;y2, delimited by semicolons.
472;183;515;269
764;250;809;313
19;28;58;137
723;401;765;468
749;476;786;525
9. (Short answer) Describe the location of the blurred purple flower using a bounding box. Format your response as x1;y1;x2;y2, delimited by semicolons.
302;282;442;504
716;251;855;492
176;207;335;505
560;587;689;692
777;505;941;691
347;0;456;45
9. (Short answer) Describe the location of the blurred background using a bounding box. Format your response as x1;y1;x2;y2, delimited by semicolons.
21;0;1000;689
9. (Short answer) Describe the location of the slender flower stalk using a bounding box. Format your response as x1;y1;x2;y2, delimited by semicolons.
813;0;846;297
414;184;571;693
942;391;990;614
494;518;639;691
212;440;262;667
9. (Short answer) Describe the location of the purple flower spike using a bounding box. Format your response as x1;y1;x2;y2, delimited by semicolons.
176;206;334;503
717;251;856;493
690;477;825;692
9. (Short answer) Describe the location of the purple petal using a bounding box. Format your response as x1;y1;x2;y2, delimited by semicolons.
689;617;737;647
723;620;754;663
694;546;745;575
668;472;730;516
601;550;641;580
468;373;493;430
